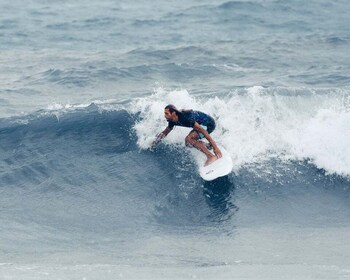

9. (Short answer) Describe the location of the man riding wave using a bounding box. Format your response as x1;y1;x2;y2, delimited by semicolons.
151;104;222;166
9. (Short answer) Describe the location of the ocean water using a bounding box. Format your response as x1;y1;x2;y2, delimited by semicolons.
1;0;350;279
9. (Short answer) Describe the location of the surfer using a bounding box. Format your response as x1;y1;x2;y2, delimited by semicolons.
151;104;222;166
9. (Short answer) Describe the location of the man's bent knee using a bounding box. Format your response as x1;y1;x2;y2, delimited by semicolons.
185;133;197;147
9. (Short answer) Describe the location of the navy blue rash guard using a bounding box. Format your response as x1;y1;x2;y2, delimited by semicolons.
167;110;216;134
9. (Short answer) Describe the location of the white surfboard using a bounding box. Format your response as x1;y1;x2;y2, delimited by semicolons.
198;145;233;181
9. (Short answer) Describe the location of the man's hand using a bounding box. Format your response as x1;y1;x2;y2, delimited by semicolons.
213;146;222;158
149;133;165;150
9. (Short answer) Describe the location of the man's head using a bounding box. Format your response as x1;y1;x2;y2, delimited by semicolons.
164;104;179;122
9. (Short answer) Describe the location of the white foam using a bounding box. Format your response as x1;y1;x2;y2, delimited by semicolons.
131;86;350;177
285;109;350;176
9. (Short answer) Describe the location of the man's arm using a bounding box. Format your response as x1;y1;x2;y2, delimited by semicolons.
193;122;222;158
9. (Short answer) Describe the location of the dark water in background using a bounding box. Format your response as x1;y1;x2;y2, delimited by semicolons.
0;0;350;279
1;0;350;116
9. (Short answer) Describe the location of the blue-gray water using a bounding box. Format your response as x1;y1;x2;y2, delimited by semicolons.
1;0;350;279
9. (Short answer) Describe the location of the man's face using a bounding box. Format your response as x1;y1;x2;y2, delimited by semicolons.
164;108;177;122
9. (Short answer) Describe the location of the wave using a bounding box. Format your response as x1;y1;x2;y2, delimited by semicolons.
127;46;214;60
218;1;265;11
1;87;350;251
1;86;349;186
23;62;223;88
132;86;350;178
0;102;238;234
0;105;136;188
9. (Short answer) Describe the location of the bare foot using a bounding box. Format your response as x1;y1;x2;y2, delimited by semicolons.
204;156;218;166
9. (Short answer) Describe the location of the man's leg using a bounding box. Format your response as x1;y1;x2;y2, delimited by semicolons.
185;131;217;166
